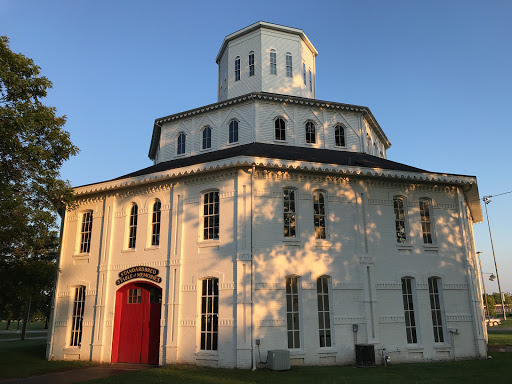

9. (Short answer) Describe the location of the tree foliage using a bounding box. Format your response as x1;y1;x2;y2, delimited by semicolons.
0;36;78;332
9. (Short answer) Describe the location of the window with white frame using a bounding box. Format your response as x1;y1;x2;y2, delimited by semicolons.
428;277;445;343
249;51;255;76
286;276;300;349
274;117;286;141
203;191;219;240
313;191;326;239
202;126;212;150
419;198;434;244
286;53;292;77
270;50;277;75
317;276;331;347
151;200;161;247
394;196;407;243
200;278;219;351
302;62;306;84
128;203;138;249
283;188;296;238
79;211;93;254
228;120;238;143
401;277;418;344
234;56;240;81
177;132;186;155
334;125;345;147
70;285;85;347
305;121;316;144
309;69;312;91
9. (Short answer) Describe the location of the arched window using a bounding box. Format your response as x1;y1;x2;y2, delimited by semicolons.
428;277;445;343
401;277;418;344
334;125;345;147
79;210;93;254
305;121;316;144
286;53;293;77
229;120;238;143
151;200;161;247
203;191;219;240
419;198;434;244
309;69;312;91
317;276;331;347
270;49;277;75
128;203;138;249
274;118;286;141
303;61;306;84
177;132;186;155
234;56;240;81
313;191;326;239
200;278;219;350
70;285;85;347
249;51;255;76
202;126;212;150
367;135;371;153
283;188;296;237
393;196;407;243
285;275;301;348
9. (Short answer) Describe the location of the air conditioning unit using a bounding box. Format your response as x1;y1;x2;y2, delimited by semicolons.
355;344;375;367
267;350;290;371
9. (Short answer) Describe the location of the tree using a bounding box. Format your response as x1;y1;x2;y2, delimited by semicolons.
0;36;78;338
485;295;496;317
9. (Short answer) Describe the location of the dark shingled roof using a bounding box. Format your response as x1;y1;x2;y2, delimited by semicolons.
112;143;427;181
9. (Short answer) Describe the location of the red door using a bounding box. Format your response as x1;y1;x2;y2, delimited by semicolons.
111;282;161;364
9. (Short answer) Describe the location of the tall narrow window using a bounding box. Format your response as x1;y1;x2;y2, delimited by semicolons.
202;126;212;150
234;56;240;81
70;286;85;347
249;51;254;76
317;276;331;347
283;188;296;238
309;69;312;91
228;120;238;143
203;191;219;240
270;50;277;75
286;276;300;349
177;132;186;155
79;211;93;254
419;198;433;244
428;277;444;343
286;53;293;77
305;122;316;144
128;203;138;249
303;62;306;84
334;125;345;147
313;191;326;239
394;196;407;243
200;278;219;351
274;118;286;141
402;277;418;344
151;200;161;247
128;288;142;304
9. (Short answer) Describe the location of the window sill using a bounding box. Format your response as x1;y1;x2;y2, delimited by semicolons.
406;344;424;350
175;153;186;158
289;350;305;356
144;246;159;251
433;344;450;350
194;350;219;359
121;249;136;253
422;244;438;249
283;238;301;246
72;253;90;259
318;348;337;354
63;346;81;352
198;240;220;248
396;243;413;249
315;240;332;248
273;139;288;144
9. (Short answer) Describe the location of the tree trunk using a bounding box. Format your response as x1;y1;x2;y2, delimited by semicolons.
21;298;31;341
5;319;11;330
17;319;20;330
44;316;49;329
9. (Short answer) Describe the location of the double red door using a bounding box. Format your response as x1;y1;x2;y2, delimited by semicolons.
111;282;161;364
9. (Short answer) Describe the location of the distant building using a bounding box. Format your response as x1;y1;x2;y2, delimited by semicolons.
47;22;487;368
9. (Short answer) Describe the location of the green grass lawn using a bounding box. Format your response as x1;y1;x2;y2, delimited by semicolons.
0;319;47;331
496;318;512;328
84;353;512;384
487;330;512;345
0;339;96;379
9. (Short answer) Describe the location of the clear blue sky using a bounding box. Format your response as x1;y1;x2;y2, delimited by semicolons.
2;0;511;293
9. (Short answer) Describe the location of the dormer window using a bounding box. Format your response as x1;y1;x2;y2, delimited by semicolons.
309;69;312;91
177;132;186;155
303;62;306;84
286;53;292;77
235;56;240;81
305;121;316;144
229;120;239;143
270;50;277;75
249;52;255;76
275;118;286;141
334;125;345;147
202;126;212;150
